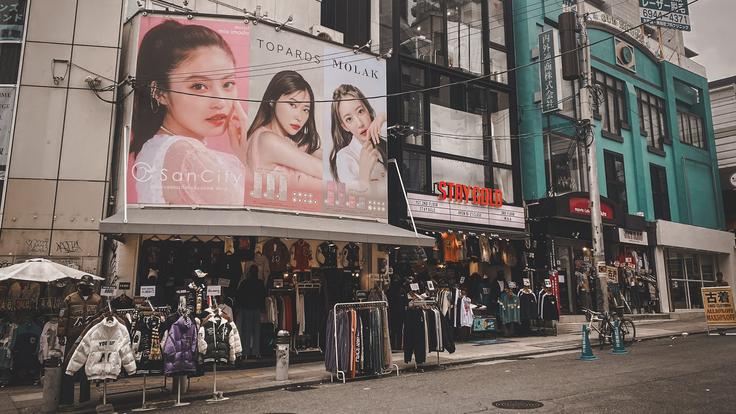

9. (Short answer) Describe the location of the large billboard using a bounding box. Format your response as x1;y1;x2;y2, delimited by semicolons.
127;15;387;220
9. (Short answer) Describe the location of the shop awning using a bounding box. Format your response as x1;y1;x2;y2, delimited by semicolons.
99;208;435;247
413;220;529;240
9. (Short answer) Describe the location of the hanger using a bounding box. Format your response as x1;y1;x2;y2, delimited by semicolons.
188;235;203;243
210;235;223;242
148;235;162;242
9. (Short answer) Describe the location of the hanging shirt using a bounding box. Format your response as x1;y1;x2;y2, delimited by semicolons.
441;233;461;263
317;242;339;267
460;296;474;328
342;242;361;268
290;239;313;271
479;235;492;263
263;238;290;272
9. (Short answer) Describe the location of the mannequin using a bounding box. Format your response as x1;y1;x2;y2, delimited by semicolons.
58;275;101;407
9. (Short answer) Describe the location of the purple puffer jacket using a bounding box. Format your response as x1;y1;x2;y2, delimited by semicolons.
163;315;197;375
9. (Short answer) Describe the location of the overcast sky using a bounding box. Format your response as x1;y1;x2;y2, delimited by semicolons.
683;1;736;81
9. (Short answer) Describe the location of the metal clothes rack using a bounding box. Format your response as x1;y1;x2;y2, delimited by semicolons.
331;301;399;384
294;282;322;354
407;299;444;370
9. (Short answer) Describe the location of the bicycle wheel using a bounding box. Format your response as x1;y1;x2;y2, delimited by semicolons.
619;319;636;345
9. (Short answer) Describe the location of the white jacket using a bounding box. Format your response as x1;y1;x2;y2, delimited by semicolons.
66;317;136;380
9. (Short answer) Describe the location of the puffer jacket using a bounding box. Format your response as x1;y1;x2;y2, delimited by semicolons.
58;292;102;340
197;315;242;364
65;317;136;380
162;315;198;375
131;315;165;373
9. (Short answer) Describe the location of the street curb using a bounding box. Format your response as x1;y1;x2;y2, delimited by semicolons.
69;329;708;413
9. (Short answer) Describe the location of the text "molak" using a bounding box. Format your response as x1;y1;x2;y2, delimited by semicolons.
436;181;503;207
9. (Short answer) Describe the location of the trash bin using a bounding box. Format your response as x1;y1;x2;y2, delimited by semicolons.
40;356;62;414
275;330;290;381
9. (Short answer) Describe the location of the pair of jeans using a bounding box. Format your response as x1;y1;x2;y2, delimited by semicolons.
238;309;261;357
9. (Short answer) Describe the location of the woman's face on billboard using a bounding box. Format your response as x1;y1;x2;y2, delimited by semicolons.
338;99;372;142
272;89;311;137
160;46;237;139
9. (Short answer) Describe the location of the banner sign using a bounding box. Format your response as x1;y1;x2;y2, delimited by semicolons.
0;0;25;41
128;15;387;220
538;30;560;113
0;87;15;199
407;192;525;229
639;0;691;31
701;287;736;327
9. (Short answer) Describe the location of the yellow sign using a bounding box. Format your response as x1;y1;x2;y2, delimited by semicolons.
701;287;736;327
606;266;619;284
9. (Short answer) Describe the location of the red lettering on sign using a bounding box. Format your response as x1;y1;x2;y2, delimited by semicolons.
434;181;503;207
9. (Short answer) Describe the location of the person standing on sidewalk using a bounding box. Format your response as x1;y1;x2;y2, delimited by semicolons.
237;265;266;359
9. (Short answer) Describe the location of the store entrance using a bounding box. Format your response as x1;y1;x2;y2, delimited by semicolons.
554;240;595;315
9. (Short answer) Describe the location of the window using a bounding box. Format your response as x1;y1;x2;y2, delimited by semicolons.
650;164;670;220
678;108;705;149
0;43;20;84
637;89;667;150
604;151;627;210
431;157;486;188
321;0;371;47
544;134;588;195
446;0;483;74
399;0;508;79
593;70;628;136
666;250;720;310
403;151;428;192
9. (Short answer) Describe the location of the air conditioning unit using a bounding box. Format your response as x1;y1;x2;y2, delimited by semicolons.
310;24;344;43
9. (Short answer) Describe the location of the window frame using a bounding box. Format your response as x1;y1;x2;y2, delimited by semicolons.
603;150;628;211
592;69;629;137
636;88;668;150
649;163;671;221
543;133;588;196
677;106;706;150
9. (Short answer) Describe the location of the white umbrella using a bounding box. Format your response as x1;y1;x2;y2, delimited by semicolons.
0;258;104;283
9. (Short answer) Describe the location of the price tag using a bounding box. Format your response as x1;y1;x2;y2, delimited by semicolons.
217;278;231;288
100;286;116;297
118;282;131;290
207;285;222;297
140;285;156;297
427;281;435;291
410;283;420;291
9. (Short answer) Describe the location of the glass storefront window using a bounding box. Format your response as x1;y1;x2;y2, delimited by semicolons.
446;0;482;74
544;134;588;195
431;157;486;189
403;151;428;192
487;0;505;46
665;249;720;310
400;0;446;66
492;166;513;203
402;92;425;145
430;103;484;159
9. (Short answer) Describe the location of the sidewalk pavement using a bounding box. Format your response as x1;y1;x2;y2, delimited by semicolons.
0;318;709;414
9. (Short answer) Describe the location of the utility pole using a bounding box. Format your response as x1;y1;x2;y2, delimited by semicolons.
576;0;608;312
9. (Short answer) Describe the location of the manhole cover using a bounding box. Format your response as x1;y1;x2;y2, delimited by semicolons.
492;400;544;410
284;385;318;392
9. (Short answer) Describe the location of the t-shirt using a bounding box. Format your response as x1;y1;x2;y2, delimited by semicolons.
441;233;461;263
263;238;290;272
291;239;313;271
342;242;361;268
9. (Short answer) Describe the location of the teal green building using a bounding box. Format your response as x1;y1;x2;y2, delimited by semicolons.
513;0;733;314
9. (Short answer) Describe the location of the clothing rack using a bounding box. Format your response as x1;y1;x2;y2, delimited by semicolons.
407;299;442;370
331;301;398;384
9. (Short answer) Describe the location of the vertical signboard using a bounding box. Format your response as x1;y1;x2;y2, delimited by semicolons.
701;287;736;328
0;0;25;40
538;30;559;113
639;0;691;31
0;87;15;198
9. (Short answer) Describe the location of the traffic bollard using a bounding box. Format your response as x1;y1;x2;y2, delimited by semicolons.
579;325;598;361
40;357;62;414
611;319;629;355
275;330;290;381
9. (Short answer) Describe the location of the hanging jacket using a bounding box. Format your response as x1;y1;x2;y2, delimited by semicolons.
540;292;560;321
162;315;198;375
39;320;65;363
499;291;521;324
65;318;136;380
131;314;165;373
197;315;242;364
58;292;102;341
518;289;538;321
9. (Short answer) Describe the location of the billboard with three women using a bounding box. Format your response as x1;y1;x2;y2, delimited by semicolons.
127;15;388;220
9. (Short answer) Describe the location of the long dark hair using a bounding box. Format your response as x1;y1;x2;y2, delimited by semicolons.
246;71;320;154
131;20;235;154
329;84;387;182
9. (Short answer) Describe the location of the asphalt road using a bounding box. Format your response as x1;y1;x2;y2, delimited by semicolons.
156;334;735;414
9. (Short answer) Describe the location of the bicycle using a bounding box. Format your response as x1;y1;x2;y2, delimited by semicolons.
582;308;636;349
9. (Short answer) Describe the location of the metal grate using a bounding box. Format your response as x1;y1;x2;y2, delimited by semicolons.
492;400;544;410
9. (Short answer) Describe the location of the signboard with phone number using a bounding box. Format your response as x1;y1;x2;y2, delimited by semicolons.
639;0;691;31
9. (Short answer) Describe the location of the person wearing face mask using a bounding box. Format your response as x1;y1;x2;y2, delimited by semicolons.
58;275;102;407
